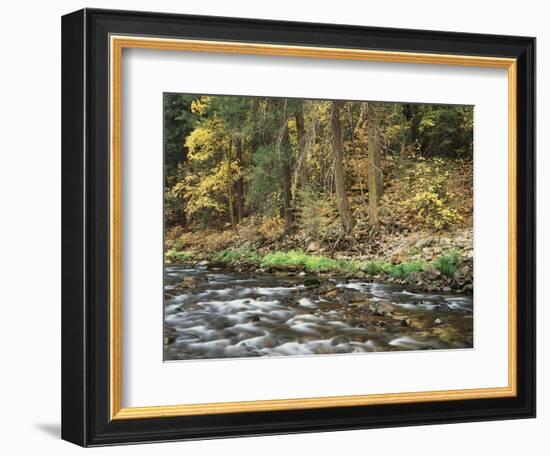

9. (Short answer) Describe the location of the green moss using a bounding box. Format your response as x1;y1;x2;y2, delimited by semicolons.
165;249;193;263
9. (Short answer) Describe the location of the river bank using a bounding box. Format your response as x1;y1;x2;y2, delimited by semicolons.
165;229;473;294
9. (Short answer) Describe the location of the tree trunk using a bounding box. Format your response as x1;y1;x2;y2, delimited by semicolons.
177;207;187;229
350;102;369;215
374;133;382;199
227;187;236;228
294;102;307;190
368;108;380;227
280;122;294;232
331;101;355;233
226;140;236;228
234;137;245;222
404;103;421;149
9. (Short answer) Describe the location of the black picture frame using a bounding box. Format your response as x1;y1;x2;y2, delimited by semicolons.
62;7;536;447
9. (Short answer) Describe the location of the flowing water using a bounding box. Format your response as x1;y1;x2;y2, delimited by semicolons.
164;264;473;361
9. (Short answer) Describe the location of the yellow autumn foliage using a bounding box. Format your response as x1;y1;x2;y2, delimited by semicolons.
399;157;463;230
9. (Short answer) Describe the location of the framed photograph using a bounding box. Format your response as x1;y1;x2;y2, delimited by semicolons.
61;8;535;446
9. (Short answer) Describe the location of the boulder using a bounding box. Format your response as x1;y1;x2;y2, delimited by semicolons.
453;261;473;287
370;302;395;316
319;286;339;298
304;277;321;287
407;271;421;284
415;236;434;249
346;291;370;303
390;251;409;264
307;241;319;253
453;269;467;287
178;276;200;288
331;336;351;346
422;264;441;280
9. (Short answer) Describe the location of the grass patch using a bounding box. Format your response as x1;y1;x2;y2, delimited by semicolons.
212;249;262;265
195;248;462;282
261;250;360;273
432;249;460;277
165;248;193;264
363;250;461;280
363;261;387;275
386;261;425;279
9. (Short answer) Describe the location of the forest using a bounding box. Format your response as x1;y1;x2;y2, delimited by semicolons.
163;94;475;360
164;94;473;293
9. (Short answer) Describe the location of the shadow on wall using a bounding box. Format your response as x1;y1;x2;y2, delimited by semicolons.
34;423;60;439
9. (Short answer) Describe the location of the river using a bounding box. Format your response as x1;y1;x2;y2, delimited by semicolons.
164;264;473;361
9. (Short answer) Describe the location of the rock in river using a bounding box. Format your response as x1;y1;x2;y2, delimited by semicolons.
347;291;371;304
304;277;321;287
177;276;200;289
369;302;395;316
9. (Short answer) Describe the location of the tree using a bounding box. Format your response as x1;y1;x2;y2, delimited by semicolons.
331;100;355;233
403;103;421;149
202;96;257;223
163;94;199;229
277;100;294;232
367;105;381;227
280;124;293;231
294;100;307;190
165;94;473;237
182;97;242;227
234;137;245;222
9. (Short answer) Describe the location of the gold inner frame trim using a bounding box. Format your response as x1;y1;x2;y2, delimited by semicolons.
109;35;518;421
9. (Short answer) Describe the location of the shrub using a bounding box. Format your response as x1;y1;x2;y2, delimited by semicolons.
387;261;425;279
432;249;460;277
165;225;184;241
363;261;384;275
295;188;338;240
257;216;286;240
399;158;463;230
